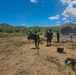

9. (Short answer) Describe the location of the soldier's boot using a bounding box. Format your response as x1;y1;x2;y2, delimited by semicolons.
49;42;51;46
46;43;48;46
46;42;49;46
36;44;38;48
49;44;51;46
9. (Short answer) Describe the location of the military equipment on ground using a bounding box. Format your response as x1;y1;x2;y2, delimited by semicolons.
27;31;34;40
57;47;64;53
65;58;76;66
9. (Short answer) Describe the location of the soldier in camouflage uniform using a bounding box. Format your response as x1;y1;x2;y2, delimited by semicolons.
33;31;40;49
46;28;53;46
57;31;60;43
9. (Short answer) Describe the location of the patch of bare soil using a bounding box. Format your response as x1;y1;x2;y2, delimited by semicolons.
0;36;76;75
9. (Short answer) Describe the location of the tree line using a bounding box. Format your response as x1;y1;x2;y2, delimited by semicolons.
0;23;59;34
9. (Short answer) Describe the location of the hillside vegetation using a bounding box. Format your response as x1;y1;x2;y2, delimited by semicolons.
0;23;76;37
0;23;59;37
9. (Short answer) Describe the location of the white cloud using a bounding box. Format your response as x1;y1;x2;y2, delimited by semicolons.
64;20;70;23
49;15;60;20
57;21;60;24
57;22;60;26
21;23;26;26
57;24;60;26
61;0;76;17
61;0;72;4
30;0;37;3
62;17;67;20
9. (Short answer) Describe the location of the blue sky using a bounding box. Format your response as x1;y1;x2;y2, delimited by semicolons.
0;0;76;27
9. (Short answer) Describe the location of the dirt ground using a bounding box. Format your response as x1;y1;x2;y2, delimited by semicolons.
0;35;76;75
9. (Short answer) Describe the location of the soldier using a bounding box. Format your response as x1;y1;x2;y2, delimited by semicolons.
46;28;53;46
33;31;40;49
69;33;73;42
57;31;60;43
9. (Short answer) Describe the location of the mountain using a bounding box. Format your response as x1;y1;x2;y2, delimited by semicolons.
60;23;76;35
0;23;13;28
61;23;76;28
0;23;14;32
0;23;27;33
0;23;76;35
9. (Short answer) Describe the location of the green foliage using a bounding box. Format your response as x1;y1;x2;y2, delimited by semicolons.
6;28;14;33
0;28;3;32
51;26;59;32
1;23;75;37
15;29;20;32
0;23;60;36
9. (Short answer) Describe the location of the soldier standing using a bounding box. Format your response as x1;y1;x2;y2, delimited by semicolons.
33;31;40;49
70;33;73;42
46;28;53;46
57;31;60;43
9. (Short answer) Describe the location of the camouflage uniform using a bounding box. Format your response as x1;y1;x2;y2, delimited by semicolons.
46;29;53;46
57;31;60;43
70;33;73;42
33;31;40;49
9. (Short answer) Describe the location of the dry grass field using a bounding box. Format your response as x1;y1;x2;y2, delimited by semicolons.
0;35;76;75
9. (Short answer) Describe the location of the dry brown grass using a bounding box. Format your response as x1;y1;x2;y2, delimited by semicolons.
0;36;76;75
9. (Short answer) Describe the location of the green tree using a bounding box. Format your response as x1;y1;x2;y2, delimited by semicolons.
0;28;3;32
